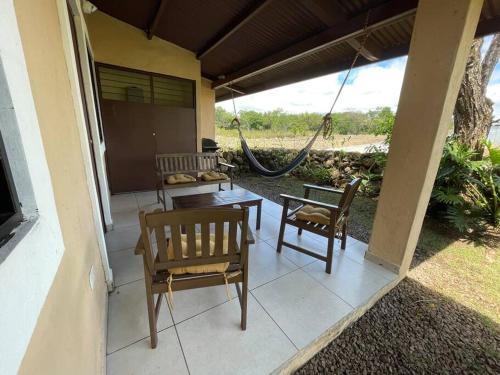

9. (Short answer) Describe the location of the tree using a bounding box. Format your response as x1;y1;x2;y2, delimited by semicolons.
454;34;500;153
215;106;234;128
368;107;396;143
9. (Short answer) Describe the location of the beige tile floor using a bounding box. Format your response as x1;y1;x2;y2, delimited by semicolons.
105;184;397;374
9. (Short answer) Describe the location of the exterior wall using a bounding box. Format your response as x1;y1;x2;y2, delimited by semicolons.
0;1;65;373
14;0;108;373
201;78;216;140
85;10;215;151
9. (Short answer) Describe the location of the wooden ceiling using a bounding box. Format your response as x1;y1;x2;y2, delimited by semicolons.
89;0;500;101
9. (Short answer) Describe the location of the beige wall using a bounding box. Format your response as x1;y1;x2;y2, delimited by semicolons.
201;78;216;140
15;0;107;373
85;10;216;151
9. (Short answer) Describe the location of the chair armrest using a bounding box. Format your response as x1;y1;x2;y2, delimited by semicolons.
280;194;339;212
135;236;145;255
303;184;344;195
234;204;255;244
218;161;235;169
245;226;256;245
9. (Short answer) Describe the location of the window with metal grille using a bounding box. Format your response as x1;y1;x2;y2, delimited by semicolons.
0;133;22;244
97;64;194;108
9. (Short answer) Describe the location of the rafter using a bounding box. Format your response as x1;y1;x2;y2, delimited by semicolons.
197;0;274;59
302;0;382;61
147;0;169;40
212;0;418;89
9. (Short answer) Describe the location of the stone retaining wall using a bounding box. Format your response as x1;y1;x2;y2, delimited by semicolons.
220;148;386;194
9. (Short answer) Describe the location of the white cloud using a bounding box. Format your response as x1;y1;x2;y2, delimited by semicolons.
218;56;500;118
487;82;500;116
218;57;407;114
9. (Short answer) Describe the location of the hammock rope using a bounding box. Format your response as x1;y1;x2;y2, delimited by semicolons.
230;11;372;178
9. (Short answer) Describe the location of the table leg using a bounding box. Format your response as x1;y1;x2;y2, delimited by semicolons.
256;201;262;230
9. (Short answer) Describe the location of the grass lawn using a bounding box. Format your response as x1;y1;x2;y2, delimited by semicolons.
236;174;500;326
216;128;385;150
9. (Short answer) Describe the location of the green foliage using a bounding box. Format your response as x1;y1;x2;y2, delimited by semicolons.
431;139;500;232
215;106;396;136
368;107;396;143
293;165;332;185
359;148;387;196
215;106;235;129
309;166;332;185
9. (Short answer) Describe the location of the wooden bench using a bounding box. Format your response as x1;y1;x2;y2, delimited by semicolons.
156;152;235;210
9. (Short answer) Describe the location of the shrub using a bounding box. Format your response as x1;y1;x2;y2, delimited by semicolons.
431;139;499;232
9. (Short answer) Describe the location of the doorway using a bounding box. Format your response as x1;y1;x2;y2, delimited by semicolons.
96;64;197;193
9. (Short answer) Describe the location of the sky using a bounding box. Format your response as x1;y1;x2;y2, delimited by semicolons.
218;36;500;118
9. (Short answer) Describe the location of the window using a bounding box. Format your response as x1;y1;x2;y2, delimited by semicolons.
97;64;194;108
0;132;22;244
88;53;104;142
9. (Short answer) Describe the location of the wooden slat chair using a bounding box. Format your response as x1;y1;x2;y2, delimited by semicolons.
276;178;362;274
135;206;252;348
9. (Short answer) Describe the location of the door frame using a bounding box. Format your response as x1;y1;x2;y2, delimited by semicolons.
65;0;113;289
95;62;198;193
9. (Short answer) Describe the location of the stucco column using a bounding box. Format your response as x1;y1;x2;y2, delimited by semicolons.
366;0;483;275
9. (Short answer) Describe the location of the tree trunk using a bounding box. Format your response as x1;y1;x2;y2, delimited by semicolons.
453;38;494;153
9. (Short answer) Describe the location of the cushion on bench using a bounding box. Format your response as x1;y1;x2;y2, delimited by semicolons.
201;171;229;181
295;204;331;225
166;234;230;275
166;174;197;185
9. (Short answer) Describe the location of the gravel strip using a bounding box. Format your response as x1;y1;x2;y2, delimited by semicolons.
295;279;500;374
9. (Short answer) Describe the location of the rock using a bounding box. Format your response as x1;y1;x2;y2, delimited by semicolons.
324;159;335;167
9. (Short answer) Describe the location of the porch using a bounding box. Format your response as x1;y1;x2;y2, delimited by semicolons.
105;184;397;374
2;0;499;373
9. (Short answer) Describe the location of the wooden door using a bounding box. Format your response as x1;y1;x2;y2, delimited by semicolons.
100;99;196;193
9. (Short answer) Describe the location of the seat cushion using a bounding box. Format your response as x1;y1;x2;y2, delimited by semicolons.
166;234;230;275
295;204;331;225
166;173;197;185
201;171;229;181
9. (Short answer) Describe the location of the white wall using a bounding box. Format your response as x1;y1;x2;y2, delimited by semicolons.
0;1;64;373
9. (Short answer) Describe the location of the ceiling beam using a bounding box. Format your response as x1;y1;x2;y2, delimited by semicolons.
223;86;246;95
147;0;169;40
302;0;383;61
215;43;409;102
212;0;418;89
346;37;383;61
197;0;274;59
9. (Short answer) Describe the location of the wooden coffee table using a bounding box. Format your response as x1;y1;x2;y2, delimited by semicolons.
172;189;263;229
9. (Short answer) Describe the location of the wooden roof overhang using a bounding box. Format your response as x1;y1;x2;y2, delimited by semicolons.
89;0;500;102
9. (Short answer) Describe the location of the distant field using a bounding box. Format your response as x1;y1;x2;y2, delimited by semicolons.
215;128;385;150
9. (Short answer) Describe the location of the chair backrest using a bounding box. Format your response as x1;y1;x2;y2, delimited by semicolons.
156;152;219;175
338;178;362;215
138;207;249;275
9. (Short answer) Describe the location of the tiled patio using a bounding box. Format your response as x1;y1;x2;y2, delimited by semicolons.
105;184;398;374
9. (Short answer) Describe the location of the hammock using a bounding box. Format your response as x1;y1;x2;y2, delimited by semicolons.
229;12;372;178
234;116;331;178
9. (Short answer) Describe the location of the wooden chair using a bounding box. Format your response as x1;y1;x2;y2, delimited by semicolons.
156;152;235;210
276;178;362;274
135;206;253;348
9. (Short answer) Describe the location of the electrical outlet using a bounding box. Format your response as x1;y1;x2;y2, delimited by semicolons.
89;265;95;290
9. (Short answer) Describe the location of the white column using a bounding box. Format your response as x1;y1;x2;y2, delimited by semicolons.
366;0;484;274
